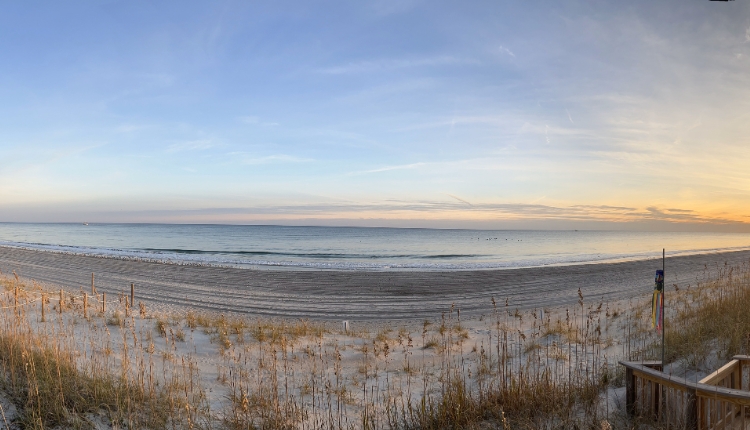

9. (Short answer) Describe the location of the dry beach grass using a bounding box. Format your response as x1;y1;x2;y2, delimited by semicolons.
0;257;747;428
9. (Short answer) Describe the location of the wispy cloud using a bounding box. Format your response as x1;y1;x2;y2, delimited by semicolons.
349;162;425;175
240;116;260;124
0;143;106;178
239;116;279;126
332;78;436;105
70;201;746;227
231;153;313;165
115;124;148;133
254;201;740;225
4;1;750;228
166;140;215;153
316;56;478;75
447;194;473;207
498;45;515;58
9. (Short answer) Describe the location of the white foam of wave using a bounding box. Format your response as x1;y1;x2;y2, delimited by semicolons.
1;240;750;271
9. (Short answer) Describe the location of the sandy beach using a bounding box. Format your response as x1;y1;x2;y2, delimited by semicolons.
1;245;748;321
0;245;747;428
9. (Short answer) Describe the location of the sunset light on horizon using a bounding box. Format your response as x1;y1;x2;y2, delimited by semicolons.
1;1;749;230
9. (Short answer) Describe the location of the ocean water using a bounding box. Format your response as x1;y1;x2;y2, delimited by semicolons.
0;223;749;271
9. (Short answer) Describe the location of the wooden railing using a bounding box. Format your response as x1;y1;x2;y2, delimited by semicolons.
621;356;750;429
698;356;750;430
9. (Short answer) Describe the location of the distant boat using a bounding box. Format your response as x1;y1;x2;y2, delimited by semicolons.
82;222;89;226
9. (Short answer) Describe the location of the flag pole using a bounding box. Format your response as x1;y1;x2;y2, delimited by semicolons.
662;248;665;367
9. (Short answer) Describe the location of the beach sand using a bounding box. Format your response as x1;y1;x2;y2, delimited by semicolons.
0;246;746;427
0;245;748;321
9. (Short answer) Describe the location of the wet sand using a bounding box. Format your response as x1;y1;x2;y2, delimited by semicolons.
0;246;748;321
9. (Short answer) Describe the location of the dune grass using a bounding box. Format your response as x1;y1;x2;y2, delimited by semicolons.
0;275;207;429
664;261;750;367
0;259;746;429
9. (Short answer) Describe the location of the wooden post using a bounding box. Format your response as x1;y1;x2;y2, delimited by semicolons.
662;248;666;367
102;292;105;313
733;364;740;389
130;283;134;308
83;293;88;318
738;364;743;391
91;272;95;295
41;293;45;322
13;286;17;314
124;291;129;317
626;367;635;416
59;289;64;313
662;249;667;424
698;395;703;430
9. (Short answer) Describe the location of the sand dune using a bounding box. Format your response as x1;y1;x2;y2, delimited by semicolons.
0;245;747;321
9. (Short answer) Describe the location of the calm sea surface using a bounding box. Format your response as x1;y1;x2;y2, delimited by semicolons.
0;223;748;271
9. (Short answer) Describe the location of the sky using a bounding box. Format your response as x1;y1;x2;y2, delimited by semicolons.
1;0;749;230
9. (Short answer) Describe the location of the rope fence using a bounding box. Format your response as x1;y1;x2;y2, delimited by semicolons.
0;296;41;310
0;288;123;306
0;272;138;316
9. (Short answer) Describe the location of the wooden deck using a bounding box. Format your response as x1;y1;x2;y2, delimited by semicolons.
621;356;750;430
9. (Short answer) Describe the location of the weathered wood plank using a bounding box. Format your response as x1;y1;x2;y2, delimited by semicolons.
697;389;750;408
621;360;750;429
701;360;740;386
626;366;635;415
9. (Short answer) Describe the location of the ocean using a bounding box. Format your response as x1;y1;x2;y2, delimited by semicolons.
0;223;748;271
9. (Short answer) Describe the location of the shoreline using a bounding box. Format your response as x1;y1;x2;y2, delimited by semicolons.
1;245;749;321
2;240;750;272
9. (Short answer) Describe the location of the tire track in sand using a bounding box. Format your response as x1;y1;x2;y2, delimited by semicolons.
0;246;747;321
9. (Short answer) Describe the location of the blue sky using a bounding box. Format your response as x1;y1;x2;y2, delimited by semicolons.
1;1;750;229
